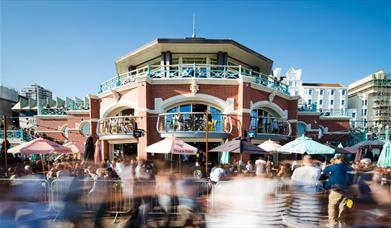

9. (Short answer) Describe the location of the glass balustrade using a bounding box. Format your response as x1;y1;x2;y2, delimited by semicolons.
250;117;290;136
156;112;232;134
97;116;139;136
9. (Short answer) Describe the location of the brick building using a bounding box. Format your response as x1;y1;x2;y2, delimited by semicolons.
34;37;350;161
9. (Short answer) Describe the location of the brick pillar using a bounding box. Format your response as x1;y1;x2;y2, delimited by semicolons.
238;80;251;137
288;99;298;138
89;95;102;155
103;140;110;160
136;80;149;160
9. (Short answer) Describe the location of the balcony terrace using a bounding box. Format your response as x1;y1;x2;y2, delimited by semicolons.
156;112;232;139
248;116;291;141
298;104;350;118
97;116;140;141
99;64;290;95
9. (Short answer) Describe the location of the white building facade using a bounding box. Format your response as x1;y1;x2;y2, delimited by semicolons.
280;67;348;114
348;70;391;133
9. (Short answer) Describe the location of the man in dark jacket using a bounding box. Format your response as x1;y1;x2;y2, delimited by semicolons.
323;154;353;227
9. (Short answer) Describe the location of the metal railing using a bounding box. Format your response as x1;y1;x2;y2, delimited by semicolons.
0;128;36;142
0;178;213;224
319;109;349;117
97;116;140;136
298;105;350;117
250;116;291;136
156;112;232;134
99;64;290;95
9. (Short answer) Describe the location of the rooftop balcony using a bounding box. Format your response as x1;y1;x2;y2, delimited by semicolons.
298;105;350;117
156;112;232;139
248;116;291;141
99;64;290;95
97;116;140;141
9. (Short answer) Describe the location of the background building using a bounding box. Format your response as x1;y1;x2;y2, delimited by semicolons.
21;84;52;101
348;70;391;134
280;67;348;114
0;85;19;117
300;83;348;114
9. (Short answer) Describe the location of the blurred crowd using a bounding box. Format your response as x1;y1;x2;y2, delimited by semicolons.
0;154;390;228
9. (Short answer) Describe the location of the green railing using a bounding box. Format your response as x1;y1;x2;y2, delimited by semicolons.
0;129;36;142
99;64;291;95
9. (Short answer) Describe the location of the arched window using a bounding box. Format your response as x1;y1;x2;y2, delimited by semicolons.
251;108;288;135
164;103;223;132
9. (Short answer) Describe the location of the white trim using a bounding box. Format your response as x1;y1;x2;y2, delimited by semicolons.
147;78;239;86
298;111;320;116
36;115;68;119
100;101;138;118
35;130;63;133
87;94;99;99
250;82;300;101
250;100;288;119
325;131;350;135
319;116;351;120
66;110;89;115
229;109;251;114
157;93;230;114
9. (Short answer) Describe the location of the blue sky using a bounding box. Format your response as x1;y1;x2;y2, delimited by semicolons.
1;0;390;98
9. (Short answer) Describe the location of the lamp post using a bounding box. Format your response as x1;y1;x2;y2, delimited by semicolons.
205;111;209;175
2;116;7;176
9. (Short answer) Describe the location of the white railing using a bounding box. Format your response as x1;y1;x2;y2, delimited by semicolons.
99;64;290;95
97;116;141;136
156;112;233;134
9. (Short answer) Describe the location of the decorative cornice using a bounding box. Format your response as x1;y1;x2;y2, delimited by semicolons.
319;116;351;120
35;115;68;119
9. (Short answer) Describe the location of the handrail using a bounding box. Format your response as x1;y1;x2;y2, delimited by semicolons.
156;112;232;134
249;116;291;136
99;64;290;95
97;116;141;136
0;129;36;141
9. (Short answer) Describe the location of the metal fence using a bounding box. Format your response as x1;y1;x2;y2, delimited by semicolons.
0;178;213;223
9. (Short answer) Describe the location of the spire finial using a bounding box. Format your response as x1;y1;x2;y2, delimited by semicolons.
192;13;196;38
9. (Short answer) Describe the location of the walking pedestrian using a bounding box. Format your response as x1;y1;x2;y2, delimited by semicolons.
323;154;353;227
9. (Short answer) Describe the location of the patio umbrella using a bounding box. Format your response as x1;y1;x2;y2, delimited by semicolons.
338;143;344;148
258;139;282;164
377;130;391;168
94;140;102;163
350;140;384;150
258;139;281;152
84;136;95;161
63;142;84;153
327;144;355;154
8;138;72;155
377;141;391;168
276;136;335;154
210;138;269;155
146;136;198;155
